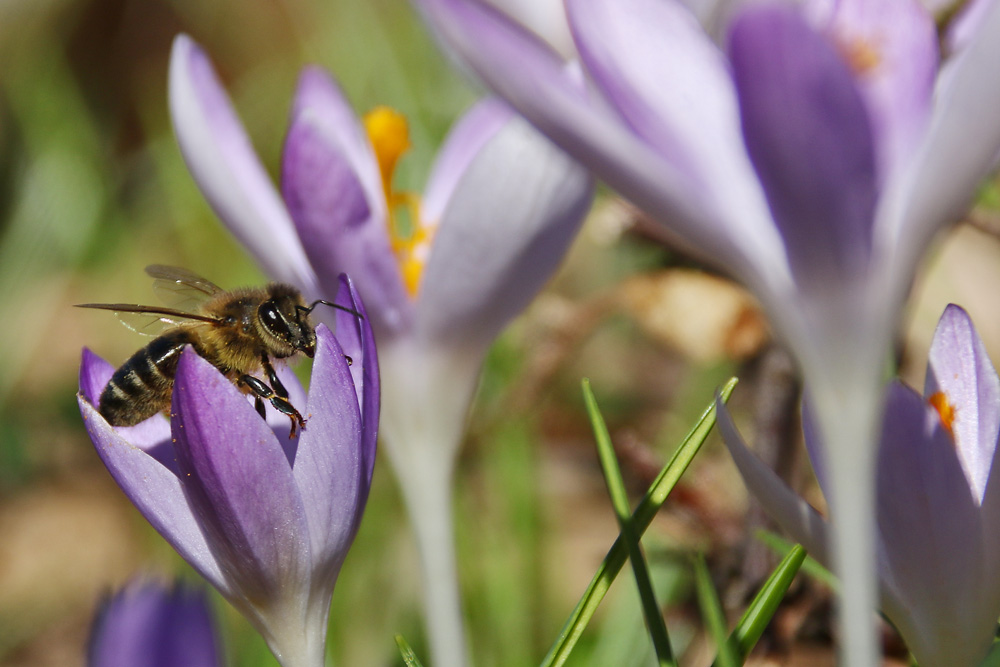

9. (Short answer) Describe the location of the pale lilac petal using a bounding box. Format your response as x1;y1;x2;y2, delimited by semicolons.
482;0;575;56
568;0;787;278
944;0;996;53
814;0;937;179
78;398;226;593
293;325;363;577
924;304;1000;502
876;381;992;667
168;35;318;293
171;350;311;604
416;0;761;275
88;580;221;667
880;0;1000;262
716;398;831;560
282;69;411;335
568;0;766;213
422;97;512;224
729;6;878;287
416;114;592;347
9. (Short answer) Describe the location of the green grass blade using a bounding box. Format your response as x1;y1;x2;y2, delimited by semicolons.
395;634;426;667
583;379;676;667
712;544;807;666
755;530;835;589
694;554;738;667
540;378;739;667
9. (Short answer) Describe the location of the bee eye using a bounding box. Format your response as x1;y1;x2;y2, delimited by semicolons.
260;303;290;338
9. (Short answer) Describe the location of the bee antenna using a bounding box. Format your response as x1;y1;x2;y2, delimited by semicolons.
300;300;364;319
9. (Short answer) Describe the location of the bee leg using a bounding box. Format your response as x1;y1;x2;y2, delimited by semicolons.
254;395;266;421
240;374;306;438
260;354;289;399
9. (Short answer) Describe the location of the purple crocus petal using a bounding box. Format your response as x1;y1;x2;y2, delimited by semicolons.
88;580;221;667
814;0;937;180
80;348;114;407
876;381;992;667
78;399;226;593
416;0;757;274
421;97;512;224
729;6;878;288
170;350;312;606
282;69;411;334
415;114;592;348
332;276;379;495
168;35;318;294
716;398;831;560
924;304;1000;503
79;350;177;471
881;0;1000;265
293;325;363;579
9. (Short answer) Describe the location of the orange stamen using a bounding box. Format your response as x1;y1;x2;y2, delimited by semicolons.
929;391;956;435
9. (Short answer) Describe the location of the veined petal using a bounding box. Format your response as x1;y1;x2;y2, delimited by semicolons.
924;304;1000;504
293;325;364;577
170;350;312;608
282;68;411;335
729;6;878;288
810;0;937;180
876;381;992;667
415;0;766;278
167;35;317;293
331;275;379;499
422;97;512;224
716;398;831;560
877;0;1000;269
415;113;592;347
78;397;226;593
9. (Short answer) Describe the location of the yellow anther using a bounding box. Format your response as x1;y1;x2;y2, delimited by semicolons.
362;108;433;298
363;106;411;200
929;391;956;436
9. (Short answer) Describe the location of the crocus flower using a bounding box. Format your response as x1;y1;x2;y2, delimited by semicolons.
413;0;1000;661
719;304;1000;667
78;277;377;667
168;33;592;667
88;578;221;667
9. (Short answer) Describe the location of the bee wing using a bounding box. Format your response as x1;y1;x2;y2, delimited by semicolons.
146;265;224;312
76;303;221;337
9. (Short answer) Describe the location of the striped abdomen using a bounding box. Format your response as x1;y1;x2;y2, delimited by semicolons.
100;329;197;426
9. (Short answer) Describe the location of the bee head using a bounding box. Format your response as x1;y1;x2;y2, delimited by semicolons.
257;285;317;358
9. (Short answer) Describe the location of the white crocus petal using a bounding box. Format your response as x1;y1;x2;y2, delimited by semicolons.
168;35;319;295
416;113;593;349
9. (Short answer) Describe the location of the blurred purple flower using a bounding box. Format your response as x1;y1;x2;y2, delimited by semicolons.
168;33;592;667
719;304;1000;667
88;578;221;667
412;0;1000;661
78;277;377;667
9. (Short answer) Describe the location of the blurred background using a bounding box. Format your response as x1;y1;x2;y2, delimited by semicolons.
1;0;998;664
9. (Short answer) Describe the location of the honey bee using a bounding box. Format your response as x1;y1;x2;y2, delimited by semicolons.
78;265;354;437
